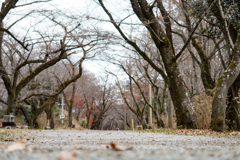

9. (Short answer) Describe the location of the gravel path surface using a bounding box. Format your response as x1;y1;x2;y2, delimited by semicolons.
1;130;240;160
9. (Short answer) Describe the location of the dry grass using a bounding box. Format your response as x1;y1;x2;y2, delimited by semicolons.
53;109;83;130
142;128;240;138
192;93;212;129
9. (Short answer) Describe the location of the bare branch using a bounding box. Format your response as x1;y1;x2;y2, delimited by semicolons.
174;0;218;61
15;0;51;8
0;28;29;51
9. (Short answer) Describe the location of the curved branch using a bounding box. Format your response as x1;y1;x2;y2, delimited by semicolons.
174;0;218;61
0;0;19;22
0;97;7;105
0;28;29;51
98;0;168;82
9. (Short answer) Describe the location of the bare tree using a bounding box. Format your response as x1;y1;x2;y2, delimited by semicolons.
90;76;116;130
97;0;220;128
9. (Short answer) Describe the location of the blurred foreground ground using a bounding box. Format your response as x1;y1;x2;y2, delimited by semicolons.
0;130;240;160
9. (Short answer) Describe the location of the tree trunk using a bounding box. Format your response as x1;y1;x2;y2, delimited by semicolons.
226;98;240;130
211;33;240;131
86;111;91;129
68;108;73;127
91;113;104;130
32;114;39;129
31;96;57;129
31;98;39;128
17;105;33;127
142;117;148;129
225;78;240;130
138;0;197;128
50;108;54;129
78;109;83;122
167;60;197;128
152;107;164;128
45;106;55;129
156;112;165;128
7;95;16;115
45;107;51;128
168;90;173;128
191;38;215;93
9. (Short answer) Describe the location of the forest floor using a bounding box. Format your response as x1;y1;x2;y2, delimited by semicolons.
0;129;240;160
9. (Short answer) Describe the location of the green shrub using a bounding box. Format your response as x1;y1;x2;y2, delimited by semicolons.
177;125;183;129
55;112;60;117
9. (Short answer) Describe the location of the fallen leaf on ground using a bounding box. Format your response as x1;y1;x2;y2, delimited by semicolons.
56;151;77;160
27;146;33;152
98;145;107;149
0;144;5;149
109;142;125;151
73;145;82;150
6;139;27;152
126;147;134;150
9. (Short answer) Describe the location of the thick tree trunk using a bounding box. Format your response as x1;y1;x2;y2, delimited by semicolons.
68;108;73;127
152;105;164;128
166;59;197;128
155;111;164;128
86;111;91;129
31;96;57;129
91;113;104;130
32;114;39;129
142;117;148;129
168;90;173;128
30;98;39;128
139;0;197;128
45;107;52;128
206;0;240;131
7;95;16;115
226;99;240;130
225;78;240;130
211;33;240;131
50;108;54;129
17;104;33;127
44;106;55;129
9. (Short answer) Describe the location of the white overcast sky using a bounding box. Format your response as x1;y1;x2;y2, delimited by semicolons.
1;0;144;81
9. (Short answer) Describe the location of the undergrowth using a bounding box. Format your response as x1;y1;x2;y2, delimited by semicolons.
139;128;240;138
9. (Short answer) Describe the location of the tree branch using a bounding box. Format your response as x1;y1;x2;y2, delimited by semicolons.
174;0;218;61
98;0;168;82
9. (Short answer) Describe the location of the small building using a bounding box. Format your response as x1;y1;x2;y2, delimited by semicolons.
1;113;16;128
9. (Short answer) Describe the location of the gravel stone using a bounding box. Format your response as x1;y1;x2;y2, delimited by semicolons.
0;130;240;160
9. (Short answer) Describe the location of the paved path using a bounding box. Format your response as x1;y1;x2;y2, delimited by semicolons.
1;130;240;160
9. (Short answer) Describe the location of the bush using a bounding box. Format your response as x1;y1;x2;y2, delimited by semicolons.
37;116;46;129
55;112;60;117
192;92;212;129
0;109;6;119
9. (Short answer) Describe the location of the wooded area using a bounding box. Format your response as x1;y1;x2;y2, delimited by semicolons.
0;0;239;132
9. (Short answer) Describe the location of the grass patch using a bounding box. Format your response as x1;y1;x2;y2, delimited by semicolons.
139;128;240;138
0;129;19;142
0;129;33;142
